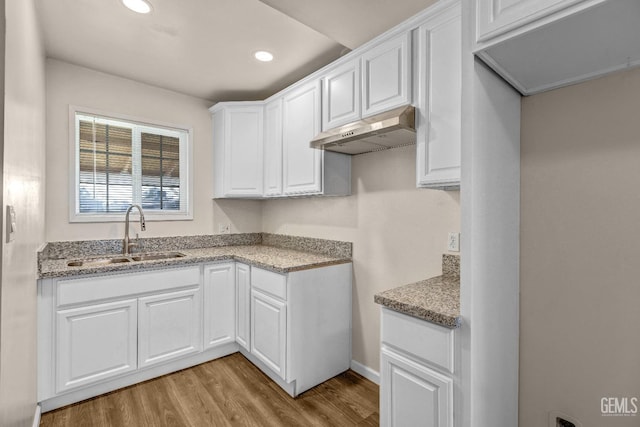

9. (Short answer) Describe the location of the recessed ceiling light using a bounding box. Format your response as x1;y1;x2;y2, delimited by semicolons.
122;0;152;14
254;51;274;62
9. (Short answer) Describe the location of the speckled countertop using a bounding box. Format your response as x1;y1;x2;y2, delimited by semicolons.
38;233;352;279
374;254;460;328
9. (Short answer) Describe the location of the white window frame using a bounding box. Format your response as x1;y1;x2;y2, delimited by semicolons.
69;105;194;222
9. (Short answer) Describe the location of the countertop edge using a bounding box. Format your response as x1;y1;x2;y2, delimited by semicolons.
374;274;461;329
374;294;460;329
38;250;352;280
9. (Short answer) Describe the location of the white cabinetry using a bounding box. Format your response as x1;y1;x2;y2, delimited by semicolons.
138;288;202;368
282;81;352;196
416;3;461;189
321;58;361;130
203;262;236;350
241;263;352;397
211;102;264;198
361;32;412;117
321;32;411;130
474;0;640;95
251;290;287;378
235;263;251;351
38;266;214;411
39;260;352;410
211;89;351;199
282;80;323;195
263;98;284;197
476;0;590;42
56;299;137;393
380;307;455;427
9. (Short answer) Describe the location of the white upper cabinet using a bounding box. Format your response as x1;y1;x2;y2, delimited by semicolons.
322;58;361;130
476;0;591;42
211;102;264;198
263;98;284;197
474;0;640;95
282;80;323;195
416;3;461;189
361;32;412;117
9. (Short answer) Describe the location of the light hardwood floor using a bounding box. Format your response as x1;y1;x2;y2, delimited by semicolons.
40;353;379;426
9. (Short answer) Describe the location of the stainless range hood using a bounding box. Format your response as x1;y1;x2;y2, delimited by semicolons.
310;105;416;155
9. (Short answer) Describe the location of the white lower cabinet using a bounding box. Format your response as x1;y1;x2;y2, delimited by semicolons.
38;260;352;409
203;263;236;349
235;262;251;351
242;263;352;397
138;288;202;368
56;299;137;393
380;307;455;427
381;348;453;427
250;289;286;379
39;265;206;410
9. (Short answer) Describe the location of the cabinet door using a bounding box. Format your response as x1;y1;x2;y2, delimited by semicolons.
322;59;361;130
282;81;322;195
56;299;137;393
235;263;251;351
203;263;236;350
380;348;453;427
264;98;283;197
251;290;286;380
138;288;202;368
416;8;461;188
476;0;587;42
214;104;264;197
362;32;412;117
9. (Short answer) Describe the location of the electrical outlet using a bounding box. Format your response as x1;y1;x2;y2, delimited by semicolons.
447;232;460;252
218;223;230;234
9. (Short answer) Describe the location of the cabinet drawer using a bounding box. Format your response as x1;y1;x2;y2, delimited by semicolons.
381;307;454;373
251;267;287;300
56;266;201;307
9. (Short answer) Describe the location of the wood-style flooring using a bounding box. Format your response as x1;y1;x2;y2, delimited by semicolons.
40;352;379;426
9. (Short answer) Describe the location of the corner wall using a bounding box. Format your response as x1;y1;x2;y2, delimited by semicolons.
0;0;47;425
520;67;640;425
261;145;460;370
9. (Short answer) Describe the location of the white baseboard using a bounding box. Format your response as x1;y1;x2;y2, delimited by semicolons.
350;360;380;385
32;404;41;427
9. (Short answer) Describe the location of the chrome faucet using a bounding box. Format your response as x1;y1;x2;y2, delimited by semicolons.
123;204;146;255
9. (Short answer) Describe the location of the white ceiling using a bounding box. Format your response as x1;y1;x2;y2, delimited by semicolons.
257;0;438;50
36;0;436;103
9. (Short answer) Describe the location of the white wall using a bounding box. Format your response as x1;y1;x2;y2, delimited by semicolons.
262;145;460;370
0;0;46;425
45;59;262;242
520;67;640;426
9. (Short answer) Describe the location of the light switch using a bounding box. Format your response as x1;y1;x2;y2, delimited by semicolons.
6;205;16;243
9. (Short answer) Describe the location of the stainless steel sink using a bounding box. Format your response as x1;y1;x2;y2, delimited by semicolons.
66;252;186;267
131;252;186;262
67;257;131;267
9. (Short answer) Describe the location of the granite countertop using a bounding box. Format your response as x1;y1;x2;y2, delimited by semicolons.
374;254;460;328
38;233;352;279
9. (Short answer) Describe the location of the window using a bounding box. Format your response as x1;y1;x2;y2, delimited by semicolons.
71;108;192;222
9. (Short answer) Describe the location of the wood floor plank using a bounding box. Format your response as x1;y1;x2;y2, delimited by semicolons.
40;353;380;427
311;371;379;423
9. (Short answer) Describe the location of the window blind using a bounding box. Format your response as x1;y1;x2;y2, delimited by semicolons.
79;120;133;212
141;132;180;210
75;112;188;219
